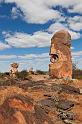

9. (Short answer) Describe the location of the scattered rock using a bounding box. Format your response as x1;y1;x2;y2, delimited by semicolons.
0;78;82;123
59;111;75;120
55;99;74;110
63;119;75;124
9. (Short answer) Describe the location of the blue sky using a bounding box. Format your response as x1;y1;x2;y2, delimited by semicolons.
0;0;82;72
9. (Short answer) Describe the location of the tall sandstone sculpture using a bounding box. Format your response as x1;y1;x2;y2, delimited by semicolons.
49;30;72;79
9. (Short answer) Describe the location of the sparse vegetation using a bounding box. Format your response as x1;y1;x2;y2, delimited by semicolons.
16;70;28;80
0;64;82;80
0;72;10;78
72;63;82;79
36;70;48;75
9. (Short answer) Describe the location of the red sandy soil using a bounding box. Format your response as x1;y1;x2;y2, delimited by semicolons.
0;75;82;124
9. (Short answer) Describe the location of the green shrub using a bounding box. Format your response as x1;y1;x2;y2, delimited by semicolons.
16;70;28;80
36;70;47;75
72;69;82;79
72;63;82;79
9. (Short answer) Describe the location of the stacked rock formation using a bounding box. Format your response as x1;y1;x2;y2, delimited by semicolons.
49;30;72;79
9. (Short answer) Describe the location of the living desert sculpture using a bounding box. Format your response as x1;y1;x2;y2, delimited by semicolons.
10;62;19;78
49;30;72;79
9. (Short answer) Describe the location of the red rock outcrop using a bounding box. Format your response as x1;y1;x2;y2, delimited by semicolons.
0;78;82;124
49;30;72;79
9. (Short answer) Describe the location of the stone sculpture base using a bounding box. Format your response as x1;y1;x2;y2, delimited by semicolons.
49;63;72;79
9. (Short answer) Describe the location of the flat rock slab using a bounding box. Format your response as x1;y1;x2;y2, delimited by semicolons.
39;98;74;111
55;99;74;110
51;84;80;94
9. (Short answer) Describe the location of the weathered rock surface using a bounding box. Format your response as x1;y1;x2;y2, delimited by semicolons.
0;78;82;124
49;30;72;79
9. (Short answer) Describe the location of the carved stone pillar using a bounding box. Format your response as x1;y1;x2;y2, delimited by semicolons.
49;30;72;79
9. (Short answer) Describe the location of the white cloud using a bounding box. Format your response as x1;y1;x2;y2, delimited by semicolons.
0;42;11;50
0;53;49;72
72;51;82;69
11;7;23;19
19;53;49;60
4;25;81;49
0;55;17;60
69;22;82;31
2;31;11;38
5;0;61;24
0;51;82;72
48;22;81;40
69;4;82;14
5;31;52;48
68;16;82;31
68;16;82;22
47;0;82;8
5;0;82;24
48;22;66;33
0;53;49;61
72;51;82;57
3;0;82;41
69;30;81;40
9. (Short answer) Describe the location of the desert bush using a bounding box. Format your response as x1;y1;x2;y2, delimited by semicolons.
72;69;82;79
36;70;47;75
0;72;9;78
0;73;3;78
16;70;28;80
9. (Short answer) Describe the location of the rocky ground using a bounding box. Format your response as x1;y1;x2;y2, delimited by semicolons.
0;75;82;124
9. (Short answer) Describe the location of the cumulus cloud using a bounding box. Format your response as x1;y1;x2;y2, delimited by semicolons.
69;30;81;40
3;26;81;49
69;22;82;32
5;0;61;24
0;51;82;72
5;31;52;48
0;53;49;60
19;53;49;60
72;51;82;57
48;22;66;32
0;55;17;60
48;22;81;40
0;53;49;72
3;0;82;42
68;16;82;31
0;42;11;50
11;7;23;19
0;0;81;50
68;16;82;22
5;0;82;24
69;4;82;14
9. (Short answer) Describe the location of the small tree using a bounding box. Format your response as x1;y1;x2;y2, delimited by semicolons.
72;63;77;71
72;62;82;79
